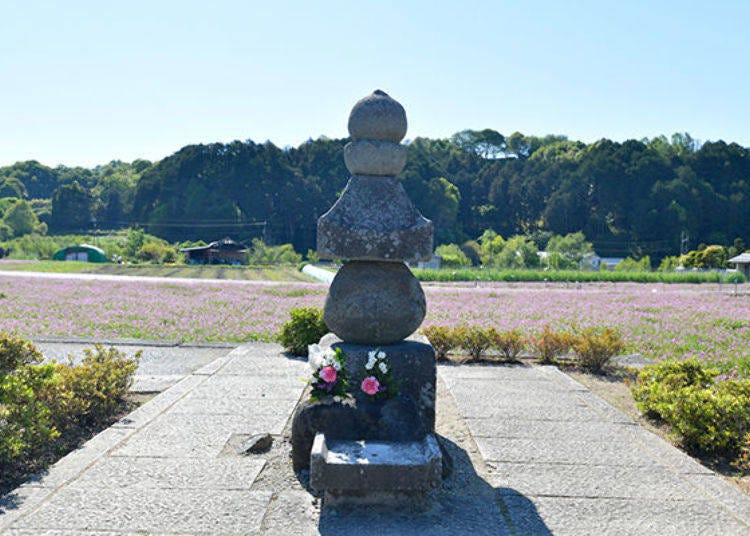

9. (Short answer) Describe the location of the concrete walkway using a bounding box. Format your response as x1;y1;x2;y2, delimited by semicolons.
34;340;233;393
2;344;750;535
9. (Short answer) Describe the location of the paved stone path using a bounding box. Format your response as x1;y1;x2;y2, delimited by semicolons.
35;341;232;393
2;344;749;535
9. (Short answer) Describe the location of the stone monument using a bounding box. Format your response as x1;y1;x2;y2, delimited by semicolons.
292;90;442;504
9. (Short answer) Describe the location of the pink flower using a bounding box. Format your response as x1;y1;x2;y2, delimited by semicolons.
361;376;380;396
319;366;337;383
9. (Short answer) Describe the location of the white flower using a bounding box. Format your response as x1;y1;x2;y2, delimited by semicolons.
377;350;386;359
367;350;377;360
378;361;388;374
308;344;323;370
365;356;376;370
321;348;336;367
333;360;342;371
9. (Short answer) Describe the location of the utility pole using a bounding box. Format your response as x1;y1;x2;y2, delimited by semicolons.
680;231;689;255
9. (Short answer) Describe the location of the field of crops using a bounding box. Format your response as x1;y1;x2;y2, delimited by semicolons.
1;275;748;375
0;260;310;281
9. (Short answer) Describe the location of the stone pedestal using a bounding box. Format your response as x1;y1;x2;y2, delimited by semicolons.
291;334;436;471
310;433;442;502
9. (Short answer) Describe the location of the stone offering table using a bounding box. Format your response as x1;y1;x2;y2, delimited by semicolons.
292;90;441;504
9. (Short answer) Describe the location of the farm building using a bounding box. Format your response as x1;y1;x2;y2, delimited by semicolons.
52;244;108;263
180;238;248;265
728;252;750;277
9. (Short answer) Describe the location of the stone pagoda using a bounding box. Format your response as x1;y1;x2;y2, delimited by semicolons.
292;90;442;505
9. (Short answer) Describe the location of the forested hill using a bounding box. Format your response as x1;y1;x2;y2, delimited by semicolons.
1;131;748;259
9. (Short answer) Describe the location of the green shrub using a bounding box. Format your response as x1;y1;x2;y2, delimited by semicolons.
456;325;495;361
491;329;526;362
735;434;750;471
51;345;140;428
435;244;471;268
422;325;458;361
723;271;747;284
613;256;651;272
570;328;625;373
0;363;60;465
0;332;42;374
0;335;140;480
529;327;572;364
136;241;177;264
278;307;328;356
631;358;719;419
662;379;750;456
630;359;750;457
248;239;302;265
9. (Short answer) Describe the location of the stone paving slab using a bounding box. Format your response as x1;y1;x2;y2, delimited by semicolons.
36;342;230;394
112;409;290;459
455;397;620;422
465;417;639;440
487;462;702;499
169;391;301;417
10;487;273;535
317;491;513;535
475;435;665;467
439;362;553;380
189;375;305;399
23;427;134;489
502;495;750;536
71;456;266;490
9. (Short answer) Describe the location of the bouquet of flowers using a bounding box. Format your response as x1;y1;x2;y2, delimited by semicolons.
360;349;398;402
308;344;349;401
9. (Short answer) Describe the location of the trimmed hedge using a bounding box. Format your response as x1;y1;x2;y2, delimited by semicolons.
632;359;750;458
412;267;733;284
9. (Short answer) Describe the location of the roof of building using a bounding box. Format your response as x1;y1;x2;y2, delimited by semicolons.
180;238;248;253
54;244;107;256
728;253;750;264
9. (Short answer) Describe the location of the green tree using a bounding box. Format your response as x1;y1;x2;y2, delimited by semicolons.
49;181;93;232
494;235;539;268
657;256;681;272
450;129;506;158
546;232;594;268
124;228;146;259
435;243;471;268
614;256;652;272
2;200;41;237
477;229;505;266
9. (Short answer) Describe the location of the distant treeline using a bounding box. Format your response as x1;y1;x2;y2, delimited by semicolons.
0;130;747;260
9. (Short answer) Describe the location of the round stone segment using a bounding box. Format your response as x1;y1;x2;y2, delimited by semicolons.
348;90;407;143
324;261;426;345
344;140;407;176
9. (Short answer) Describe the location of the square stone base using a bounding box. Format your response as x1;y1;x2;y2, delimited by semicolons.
310;432;442;504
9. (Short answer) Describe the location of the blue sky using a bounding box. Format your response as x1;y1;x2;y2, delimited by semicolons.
1;0;748;167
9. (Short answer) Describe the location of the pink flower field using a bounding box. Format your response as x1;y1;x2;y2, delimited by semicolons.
1;275;748;375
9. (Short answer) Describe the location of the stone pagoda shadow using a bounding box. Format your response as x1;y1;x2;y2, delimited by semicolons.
316;435;552;535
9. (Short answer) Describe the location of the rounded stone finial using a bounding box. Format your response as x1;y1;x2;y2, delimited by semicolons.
348;90;407;143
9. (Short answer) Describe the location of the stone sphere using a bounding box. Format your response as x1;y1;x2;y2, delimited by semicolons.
324;261;426;345
348;90;407;143
344;140;407;176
